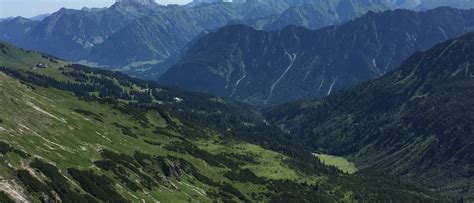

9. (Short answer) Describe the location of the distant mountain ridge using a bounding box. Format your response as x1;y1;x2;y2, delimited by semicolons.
0;17;39;46
265;32;474;198
398;0;474;10
87;2;283;67
0;0;288;68
242;0;390;30
160;7;474;106
0;0;472;79
376;0;474;10
28;13;50;21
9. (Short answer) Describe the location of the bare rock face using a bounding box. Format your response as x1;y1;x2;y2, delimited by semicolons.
161;159;183;181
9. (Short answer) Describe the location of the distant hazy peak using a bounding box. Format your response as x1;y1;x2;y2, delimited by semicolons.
115;0;156;5
388;0;422;8
10;16;34;24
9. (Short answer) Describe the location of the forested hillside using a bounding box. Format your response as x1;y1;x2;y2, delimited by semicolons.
266;32;474;198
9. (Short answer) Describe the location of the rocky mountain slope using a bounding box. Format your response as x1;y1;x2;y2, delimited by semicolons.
12;0;164;61
160;8;474;106
419;0;474;10
0;17;39;46
0;0;439;75
87;2;281;67
265;32;474;198
243;0;390;30
0;0;287;69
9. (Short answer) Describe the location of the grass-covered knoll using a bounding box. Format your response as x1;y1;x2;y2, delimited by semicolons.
314;154;358;174
266;33;474;199
0;41;445;202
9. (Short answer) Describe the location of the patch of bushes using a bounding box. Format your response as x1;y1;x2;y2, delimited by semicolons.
68;168;127;203
0;141;29;158
224;169;266;184
100;150;157;189
31;160;97;202
0;191;14;203
16;170;51;196
94;160;142;191
112;122;138;138
164;141;241;170
224;152;258;165
221;184;249;202
73;108;103;122
114;107;151;128
266;179;331;203
143;140;162;146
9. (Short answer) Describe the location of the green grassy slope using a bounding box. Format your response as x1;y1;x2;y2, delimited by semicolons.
0;41;443;202
314;154;358;174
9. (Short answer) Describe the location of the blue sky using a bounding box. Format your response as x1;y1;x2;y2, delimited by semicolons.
0;0;192;18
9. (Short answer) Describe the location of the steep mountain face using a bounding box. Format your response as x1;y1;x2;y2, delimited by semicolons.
385;0;423;8
87;2;280;67
188;0;307;11
392;0;474;10
28;13;50;21
0;1;288;69
0;17;39;45
0;41;442;202
14;1;164;61
102;0;397;77
0;17;14;22
239;0;474;31
160;8;474;106
244;0;390;30
265;33;474;198
417;0;474;10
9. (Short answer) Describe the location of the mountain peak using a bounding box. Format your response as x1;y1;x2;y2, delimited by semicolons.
11;16;33;24
115;0;156;5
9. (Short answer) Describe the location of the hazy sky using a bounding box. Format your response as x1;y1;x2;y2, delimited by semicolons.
0;0;192;18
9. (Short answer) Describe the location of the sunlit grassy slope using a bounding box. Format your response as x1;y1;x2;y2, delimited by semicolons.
0;70;334;201
314;154;358;174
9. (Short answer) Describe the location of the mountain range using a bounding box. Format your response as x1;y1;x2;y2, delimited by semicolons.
265;32;474;198
0;0;288;68
411;0;474;10
160;7;474;106
2;0;471;78
0;17;39;47
2;0;165;62
241;0;390;30
86;2;283;67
